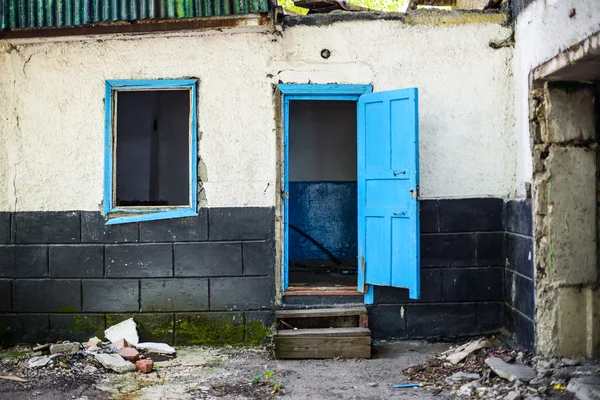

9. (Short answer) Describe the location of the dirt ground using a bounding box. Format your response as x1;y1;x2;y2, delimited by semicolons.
0;341;451;400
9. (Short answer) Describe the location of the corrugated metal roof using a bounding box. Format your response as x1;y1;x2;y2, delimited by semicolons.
1;0;270;30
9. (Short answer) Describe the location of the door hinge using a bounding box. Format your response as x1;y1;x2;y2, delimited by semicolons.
410;186;419;199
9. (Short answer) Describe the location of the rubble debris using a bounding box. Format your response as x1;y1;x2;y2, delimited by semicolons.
449;371;480;382
83;365;98;374
567;377;600;400
561;357;583;367
485;357;536;382
136;359;154;374
85;337;102;351
443;338;492;365
28;355;56;368
136;342;176;355
118;347;140;361
503;390;522;400
104;318;139;346
32;344;50;353
94;354;136;373
110;338;130;351
0;375;28;382
49;342;80;355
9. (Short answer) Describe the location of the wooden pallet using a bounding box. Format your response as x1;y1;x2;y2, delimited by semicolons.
274;307;371;359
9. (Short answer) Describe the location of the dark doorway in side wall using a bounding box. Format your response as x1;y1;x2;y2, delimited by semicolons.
287;100;358;291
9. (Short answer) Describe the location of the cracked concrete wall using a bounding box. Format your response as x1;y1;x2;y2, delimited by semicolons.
531;83;598;356
514;0;600;196
0;17;513;211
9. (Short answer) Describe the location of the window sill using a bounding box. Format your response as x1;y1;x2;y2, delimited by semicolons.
104;208;198;225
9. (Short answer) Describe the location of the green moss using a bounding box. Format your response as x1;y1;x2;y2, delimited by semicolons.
175;314;244;346
405;10;507;26
0;350;29;359
245;321;271;346
50;315;105;342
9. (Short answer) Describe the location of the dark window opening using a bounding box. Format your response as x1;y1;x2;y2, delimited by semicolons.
115;90;190;207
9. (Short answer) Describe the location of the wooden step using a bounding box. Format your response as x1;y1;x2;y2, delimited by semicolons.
274;327;371;359
274;308;371;359
276;306;368;330
276;306;367;319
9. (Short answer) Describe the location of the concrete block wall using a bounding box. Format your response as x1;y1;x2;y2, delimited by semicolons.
531;82;598;356
0;208;275;345
367;198;506;340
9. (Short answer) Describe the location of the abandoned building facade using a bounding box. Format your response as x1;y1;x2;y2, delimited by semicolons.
0;0;598;357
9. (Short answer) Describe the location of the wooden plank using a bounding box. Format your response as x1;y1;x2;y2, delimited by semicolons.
276;306;367;319
276;327;371;337
275;336;371;359
284;286;361;296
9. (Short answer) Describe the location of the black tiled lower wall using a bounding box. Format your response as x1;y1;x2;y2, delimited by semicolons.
0;208;276;345
0;199;534;347
503;199;535;351
369;198;506;340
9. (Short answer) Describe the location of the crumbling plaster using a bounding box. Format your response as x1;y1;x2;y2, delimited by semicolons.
0;16;513;211
514;0;600;195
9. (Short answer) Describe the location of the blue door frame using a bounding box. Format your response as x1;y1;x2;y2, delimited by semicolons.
278;84;374;304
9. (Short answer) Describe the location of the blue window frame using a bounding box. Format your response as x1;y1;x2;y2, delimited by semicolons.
103;79;198;225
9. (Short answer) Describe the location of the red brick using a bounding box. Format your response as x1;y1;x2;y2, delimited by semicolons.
119;347;139;361
136;359;154;374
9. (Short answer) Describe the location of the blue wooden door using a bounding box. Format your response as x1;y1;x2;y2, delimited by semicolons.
357;88;420;299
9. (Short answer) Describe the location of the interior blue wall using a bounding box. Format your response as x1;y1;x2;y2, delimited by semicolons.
288;181;357;260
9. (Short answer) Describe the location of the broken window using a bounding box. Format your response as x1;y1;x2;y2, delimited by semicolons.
103;80;198;224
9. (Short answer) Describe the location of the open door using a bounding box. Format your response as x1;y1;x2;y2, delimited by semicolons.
357;88;420;299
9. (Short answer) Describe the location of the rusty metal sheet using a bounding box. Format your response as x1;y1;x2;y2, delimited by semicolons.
1;0;269;30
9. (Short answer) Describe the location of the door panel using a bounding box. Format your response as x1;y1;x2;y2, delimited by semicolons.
357;88;420;299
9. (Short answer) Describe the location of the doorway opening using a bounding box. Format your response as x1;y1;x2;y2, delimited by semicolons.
287;100;358;293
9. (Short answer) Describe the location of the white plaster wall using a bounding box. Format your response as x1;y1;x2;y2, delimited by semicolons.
0;16;514;211
275;20;515;200
514;0;600;193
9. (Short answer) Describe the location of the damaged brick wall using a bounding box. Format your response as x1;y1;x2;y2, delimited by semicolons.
530;82;599;356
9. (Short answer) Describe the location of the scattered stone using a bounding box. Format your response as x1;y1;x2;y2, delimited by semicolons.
83;365;98;374
486;357;536;382
450;372;480;382
119;347;140;361
28;355;55;368
567;377;600;400
561;357;582;367
49;342;80;354
552;366;576;379
530;377;550;386
110;338;130;351
95;353;136;373
105;318;139;346
86;344;100;353
85;337;102;350
136;342;176;355
458;382;475;396
504;390;522;400
136;359;154;374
